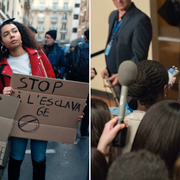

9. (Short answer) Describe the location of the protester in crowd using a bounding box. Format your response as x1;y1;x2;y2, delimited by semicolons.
0;18;83;180
107;150;170;180
70;29;89;138
132;100;180;178
91;148;108;180
28;26;37;37
65;45;75;80
43;30;66;79
122;60;169;153
101;0;152;100
71;29;89;83
0;18;55;180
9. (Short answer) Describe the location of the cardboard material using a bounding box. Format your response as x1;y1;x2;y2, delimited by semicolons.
0;94;20;165
0;141;6;165
10;73;89;144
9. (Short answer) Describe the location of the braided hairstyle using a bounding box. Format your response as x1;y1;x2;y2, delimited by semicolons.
128;60;168;107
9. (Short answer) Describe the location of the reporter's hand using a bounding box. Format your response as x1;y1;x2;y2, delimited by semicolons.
3;87;14;96
101;69;109;79
108;74;119;86
97;117;127;153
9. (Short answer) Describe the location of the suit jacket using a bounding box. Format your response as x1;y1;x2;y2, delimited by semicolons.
106;3;152;73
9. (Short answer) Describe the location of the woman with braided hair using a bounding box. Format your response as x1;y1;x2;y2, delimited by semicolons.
121;60;169;154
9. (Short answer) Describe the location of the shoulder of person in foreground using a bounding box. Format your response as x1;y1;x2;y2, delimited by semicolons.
37;49;56;78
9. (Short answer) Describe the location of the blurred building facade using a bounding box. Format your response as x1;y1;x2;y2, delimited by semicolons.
0;0;31;25
31;0;81;46
77;0;89;37
0;0;89;47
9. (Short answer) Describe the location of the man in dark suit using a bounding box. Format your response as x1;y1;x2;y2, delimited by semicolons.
101;0;152;99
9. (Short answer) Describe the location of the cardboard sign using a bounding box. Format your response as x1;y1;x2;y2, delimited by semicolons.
0;94;20;165
0;141;6;165
10;73;89;144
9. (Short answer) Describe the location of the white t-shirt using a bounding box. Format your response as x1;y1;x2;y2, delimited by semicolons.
121;110;146;154
7;53;32;75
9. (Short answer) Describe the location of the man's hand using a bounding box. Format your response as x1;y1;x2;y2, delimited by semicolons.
101;69;109;79
108;74;119;86
3;87;14;96
91;68;96;80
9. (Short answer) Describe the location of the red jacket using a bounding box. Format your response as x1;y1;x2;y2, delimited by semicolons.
0;47;55;93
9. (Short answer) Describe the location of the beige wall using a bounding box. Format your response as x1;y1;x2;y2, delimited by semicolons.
91;0;159;92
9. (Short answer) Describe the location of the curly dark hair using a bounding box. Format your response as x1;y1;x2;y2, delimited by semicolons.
128;60;168;107
0;20;41;60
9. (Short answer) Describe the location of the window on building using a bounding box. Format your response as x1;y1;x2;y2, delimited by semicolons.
38;13;44;21
17;11;20;22
53;2;58;10
72;28;77;33
51;13;58;21
37;23;44;31
63;3;68;9
74;15;79;19
39;2;45;10
51;24;57;30
61;34;65;40
62;13;67;20
62;23;66;30
75;4;80;7
37;34;42;40
7;0;9;11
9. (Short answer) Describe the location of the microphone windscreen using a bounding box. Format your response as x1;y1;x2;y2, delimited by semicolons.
118;60;137;86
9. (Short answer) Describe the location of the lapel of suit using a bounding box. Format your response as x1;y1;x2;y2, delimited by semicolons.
107;11;117;44
116;3;136;37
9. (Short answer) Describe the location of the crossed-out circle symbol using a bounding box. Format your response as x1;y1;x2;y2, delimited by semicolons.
18;115;40;133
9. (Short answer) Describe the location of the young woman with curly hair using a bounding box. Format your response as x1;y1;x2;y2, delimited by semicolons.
0;18;55;180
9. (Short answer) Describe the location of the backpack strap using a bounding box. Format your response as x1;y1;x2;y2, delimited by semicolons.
0;65;5;87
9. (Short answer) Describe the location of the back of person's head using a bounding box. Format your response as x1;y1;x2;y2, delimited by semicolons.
128;60;168;107
91;148;108;180
28;26;37;34
107;150;170;180
0;18;40;60
132;100;180;177
84;29;89;40
91;98;111;147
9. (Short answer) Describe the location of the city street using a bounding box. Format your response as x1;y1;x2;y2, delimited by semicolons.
2;124;89;180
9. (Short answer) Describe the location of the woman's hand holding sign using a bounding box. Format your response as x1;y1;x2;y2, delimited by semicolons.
3;87;14;96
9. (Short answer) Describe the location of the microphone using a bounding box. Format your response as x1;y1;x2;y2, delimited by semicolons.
113;60;137;147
